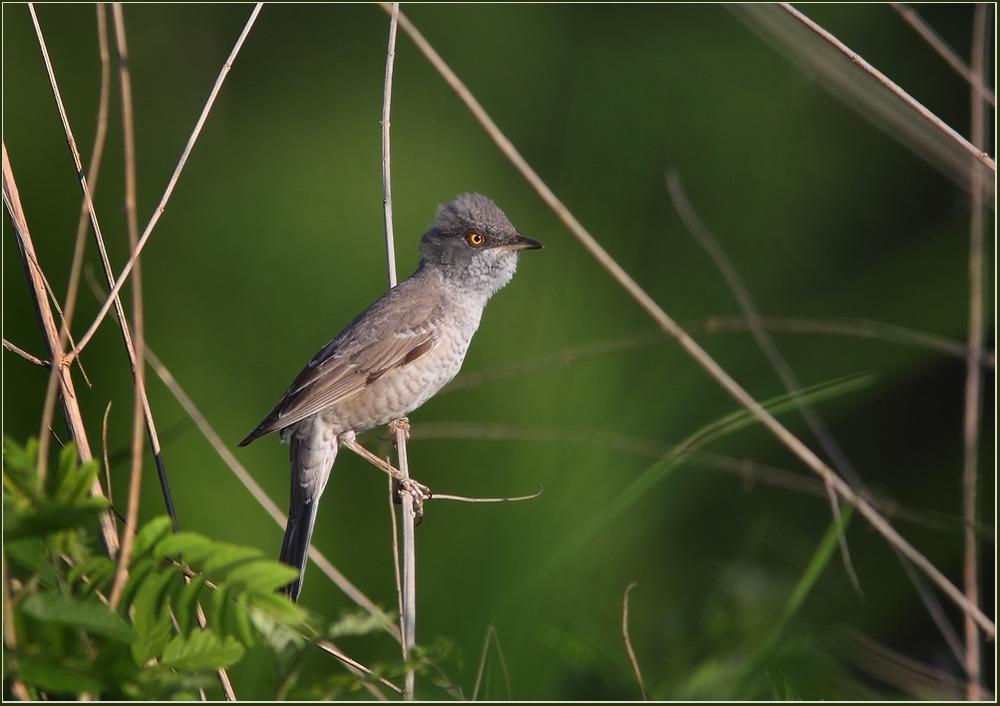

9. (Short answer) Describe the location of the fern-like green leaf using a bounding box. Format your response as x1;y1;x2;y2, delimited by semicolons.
161;628;245;671
20;590;134;643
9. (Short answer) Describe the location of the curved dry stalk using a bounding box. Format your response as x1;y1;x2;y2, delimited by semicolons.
316;639;400;698
430;488;543;504
622;582;648;700
387;4;996;639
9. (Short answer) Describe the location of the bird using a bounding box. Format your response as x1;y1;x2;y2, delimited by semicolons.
239;193;542;602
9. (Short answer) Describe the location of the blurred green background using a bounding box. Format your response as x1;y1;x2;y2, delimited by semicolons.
3;3;994;700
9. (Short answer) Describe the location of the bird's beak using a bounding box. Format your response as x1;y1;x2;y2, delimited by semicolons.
500;234;544;252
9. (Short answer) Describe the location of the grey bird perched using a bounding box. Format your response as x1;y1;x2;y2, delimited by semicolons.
239;193;542;602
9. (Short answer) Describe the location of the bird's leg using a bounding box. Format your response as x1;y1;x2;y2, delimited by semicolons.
341;436;432;510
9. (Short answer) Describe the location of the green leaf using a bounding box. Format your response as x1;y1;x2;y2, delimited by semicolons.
155;531;215;564
175;574;207;636
132;515;175;561
329;608;395;639
161;628;245;671
202;544;264;575
48;443;98;504
225;558;300;594
248;590;309;626
130;563;179;664
130;599;175;666
67;555;117;598
18;653;106;694
20;590;134;643
3;497;110;540
232;592;256;646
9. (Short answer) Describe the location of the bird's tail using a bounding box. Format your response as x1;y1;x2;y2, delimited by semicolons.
279;500;319;602
278;427;337;602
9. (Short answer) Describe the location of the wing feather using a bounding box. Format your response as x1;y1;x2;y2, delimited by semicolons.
239;276;444;445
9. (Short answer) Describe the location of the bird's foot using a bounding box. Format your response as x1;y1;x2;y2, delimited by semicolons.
394;476;432;522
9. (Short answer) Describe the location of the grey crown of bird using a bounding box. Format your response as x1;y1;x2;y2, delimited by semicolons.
240;193;542;602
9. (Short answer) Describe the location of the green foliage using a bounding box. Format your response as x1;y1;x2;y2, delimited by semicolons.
2;437;401;700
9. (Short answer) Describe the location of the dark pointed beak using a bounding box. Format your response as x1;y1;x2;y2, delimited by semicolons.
504;234;544;252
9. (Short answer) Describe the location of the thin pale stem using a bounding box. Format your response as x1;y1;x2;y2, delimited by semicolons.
381;4;416;699
622;582;647;700
108;2;145;611
891;3;995;107
961;5;988;699
3;143;120;556
780;3;995;173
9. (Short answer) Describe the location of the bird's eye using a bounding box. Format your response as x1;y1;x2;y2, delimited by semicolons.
466;232;485;247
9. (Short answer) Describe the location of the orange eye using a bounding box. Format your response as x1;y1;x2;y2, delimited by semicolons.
467;232;485;247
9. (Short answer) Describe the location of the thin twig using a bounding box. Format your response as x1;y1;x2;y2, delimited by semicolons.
3;143;120;557
961;5;988;699
430;488;542;504
64;3;264;367
779;3;995;174
891;3;995;107
387;5;996;639
108;3;145;612
2;549;32;701
380;4;416;699
2;339;49;368
471;626;512;701
622;582;647;700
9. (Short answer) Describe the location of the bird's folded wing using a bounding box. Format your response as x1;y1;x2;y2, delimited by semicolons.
249;286;445;436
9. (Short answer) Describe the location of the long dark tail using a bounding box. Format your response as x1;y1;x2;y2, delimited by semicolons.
279;427;338;602
278;496;320;602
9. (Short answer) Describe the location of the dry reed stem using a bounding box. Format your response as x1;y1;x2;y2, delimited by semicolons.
387;4;996;639
471;626;512;701
3;143;121;556
891;3;995;107
108;3;145;612
380;4;417;698
622;582;647;700
780;3;995;174
961;5;988;698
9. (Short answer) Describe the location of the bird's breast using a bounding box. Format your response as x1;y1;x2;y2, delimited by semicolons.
319;309;481;434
